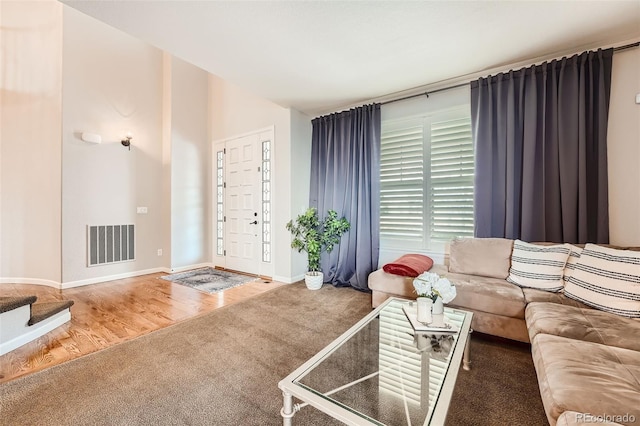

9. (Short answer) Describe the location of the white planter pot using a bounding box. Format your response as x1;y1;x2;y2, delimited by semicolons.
304;272;324;290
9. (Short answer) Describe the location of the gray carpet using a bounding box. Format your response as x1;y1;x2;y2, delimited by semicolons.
0;283;547;425
445;334;548;426
160;267;257;294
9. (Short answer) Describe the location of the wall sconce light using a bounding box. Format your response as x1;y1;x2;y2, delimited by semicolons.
81;132;102;144
121;132;133;151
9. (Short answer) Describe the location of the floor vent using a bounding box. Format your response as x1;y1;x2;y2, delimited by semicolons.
87;224;135;267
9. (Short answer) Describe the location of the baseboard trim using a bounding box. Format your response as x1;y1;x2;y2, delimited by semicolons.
273;274;305;284
3;263;291;289
166;263;214;274
0;277;60;288
61;268;167;289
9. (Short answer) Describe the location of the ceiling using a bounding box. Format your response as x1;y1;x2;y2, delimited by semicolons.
62;1;640;116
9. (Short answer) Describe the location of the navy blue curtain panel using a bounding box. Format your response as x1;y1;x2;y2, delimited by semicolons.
310;103;381;290
471;48;613;244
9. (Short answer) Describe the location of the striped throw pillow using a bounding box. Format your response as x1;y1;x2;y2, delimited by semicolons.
563;245;583;284
507;240;570;292
565;244;640;318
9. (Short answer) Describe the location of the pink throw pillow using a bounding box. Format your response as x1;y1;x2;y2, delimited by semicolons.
383;254;434;277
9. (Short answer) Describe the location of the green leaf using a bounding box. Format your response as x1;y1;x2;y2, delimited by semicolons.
285;207;350;273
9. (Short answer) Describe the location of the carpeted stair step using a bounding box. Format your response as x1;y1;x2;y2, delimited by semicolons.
28;300;74;326
0;296;38;314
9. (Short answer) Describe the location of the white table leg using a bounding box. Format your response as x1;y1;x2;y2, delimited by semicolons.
281;391;295;426
463;329;473;371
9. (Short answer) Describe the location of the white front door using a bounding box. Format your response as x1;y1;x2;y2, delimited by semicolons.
224;134;261;274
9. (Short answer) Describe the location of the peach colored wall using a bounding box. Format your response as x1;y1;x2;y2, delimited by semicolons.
0;0;63;286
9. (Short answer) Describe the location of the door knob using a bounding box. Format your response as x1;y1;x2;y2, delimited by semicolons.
249;220;258;225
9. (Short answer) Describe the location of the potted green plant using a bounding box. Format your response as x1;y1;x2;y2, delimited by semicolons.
286;207;350;290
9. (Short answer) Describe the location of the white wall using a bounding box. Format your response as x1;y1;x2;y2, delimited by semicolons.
170;56;210;269
608;47;640;246
209;75;298;282
0;0;63;286
61;6;164;284
289;108;313;279
160;53;173;270
209;74;292;142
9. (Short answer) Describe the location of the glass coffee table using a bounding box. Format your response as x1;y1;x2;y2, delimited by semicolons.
278;297;473;425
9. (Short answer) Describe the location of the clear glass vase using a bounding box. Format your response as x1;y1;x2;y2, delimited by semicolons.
416;297;433;324
432;296;444;315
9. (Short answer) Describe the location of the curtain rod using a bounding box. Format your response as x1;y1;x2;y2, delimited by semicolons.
614;41;640;52
381;82;468;105
381;41;640;107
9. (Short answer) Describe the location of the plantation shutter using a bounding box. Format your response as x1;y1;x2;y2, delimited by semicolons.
380;107;474;250
380;121;424;245
429;117;474;242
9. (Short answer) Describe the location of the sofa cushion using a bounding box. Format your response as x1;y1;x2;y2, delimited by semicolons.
368;268;414;296
382;254;433;277
522;288;590;308
449;237;514;279
507;240;570;292
442;271;527;319
564;244;640;318
532;334;640;426
526;302;640;352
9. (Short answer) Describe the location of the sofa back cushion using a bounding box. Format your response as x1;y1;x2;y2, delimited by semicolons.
449;238;514;279
564;244;640;318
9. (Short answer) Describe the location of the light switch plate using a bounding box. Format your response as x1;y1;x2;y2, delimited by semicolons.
137;207;148;214
636;93;640;104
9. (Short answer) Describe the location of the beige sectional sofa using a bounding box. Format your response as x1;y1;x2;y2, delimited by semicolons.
368;237;640;425
369;238;585;343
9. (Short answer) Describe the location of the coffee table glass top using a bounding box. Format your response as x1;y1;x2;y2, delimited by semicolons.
280;298;472;425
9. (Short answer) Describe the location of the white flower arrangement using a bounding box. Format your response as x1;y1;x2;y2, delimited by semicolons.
413;271;457;304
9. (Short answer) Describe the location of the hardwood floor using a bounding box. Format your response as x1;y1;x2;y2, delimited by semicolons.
0;272;286;384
